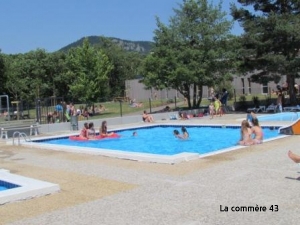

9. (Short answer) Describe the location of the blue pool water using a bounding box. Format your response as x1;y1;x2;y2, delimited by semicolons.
0;180;20;191
37;125;282;155
258;112;300;122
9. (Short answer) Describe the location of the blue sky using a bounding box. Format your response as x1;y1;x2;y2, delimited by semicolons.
0;0;243;54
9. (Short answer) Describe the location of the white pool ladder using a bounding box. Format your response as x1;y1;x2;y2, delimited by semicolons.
12;131;31;145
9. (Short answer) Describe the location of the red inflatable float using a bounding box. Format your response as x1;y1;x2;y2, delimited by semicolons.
69;133;120;141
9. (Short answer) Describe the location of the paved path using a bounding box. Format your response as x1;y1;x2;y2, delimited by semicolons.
0;114;299;225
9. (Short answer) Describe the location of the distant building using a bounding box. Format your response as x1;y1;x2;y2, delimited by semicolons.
125;74;295;101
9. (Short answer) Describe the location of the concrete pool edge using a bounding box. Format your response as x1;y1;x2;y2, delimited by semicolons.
20;142;200;164
199;134;289;158
0;169;60;205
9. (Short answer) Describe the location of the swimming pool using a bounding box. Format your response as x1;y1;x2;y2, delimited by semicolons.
258;112;300;122
0;169;60;205
0;180;20;191
29;125;284;163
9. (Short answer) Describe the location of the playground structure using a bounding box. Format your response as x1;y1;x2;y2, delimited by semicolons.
35;96;65;124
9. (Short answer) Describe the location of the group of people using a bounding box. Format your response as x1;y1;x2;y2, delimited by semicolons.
79;120;115;140
241;113;300;168
49;103;108;123
239;113;263;145
76;104;106;118
209;97;223;119
173;127;189;140
208;88;228;119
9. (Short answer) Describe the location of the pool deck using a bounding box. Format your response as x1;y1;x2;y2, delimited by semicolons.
0;113;300;224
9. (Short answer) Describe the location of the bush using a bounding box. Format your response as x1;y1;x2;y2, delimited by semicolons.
239;95;246;103
265;96;272;106
167;99;174;103
238;95;247;110
252;96;260;107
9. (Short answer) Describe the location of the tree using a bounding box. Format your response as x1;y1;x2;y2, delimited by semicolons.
66;38;113;103
0;51;5;94
97;37;144;99
45;51;68;98
22;49;51;100
142;0;234;108
231;0;300;105
4;54;30;101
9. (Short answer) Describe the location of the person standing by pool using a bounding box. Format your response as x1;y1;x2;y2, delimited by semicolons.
209;102;215;119
99;120;115;137
246;111;256;127
251;117;263;144
214;97;222;117
239;120;253;145
276;90;283;113
220;88;229;107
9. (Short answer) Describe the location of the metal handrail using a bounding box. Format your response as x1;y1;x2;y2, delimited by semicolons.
12;131;31;145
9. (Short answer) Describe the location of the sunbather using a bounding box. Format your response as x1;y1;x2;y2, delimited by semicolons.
288;150;300;163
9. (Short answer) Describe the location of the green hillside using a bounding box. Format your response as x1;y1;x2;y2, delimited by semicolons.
59;36;154;54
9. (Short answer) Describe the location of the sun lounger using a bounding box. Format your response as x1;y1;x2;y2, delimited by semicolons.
283;105;300;112
266;105;276;113
247;106;266;113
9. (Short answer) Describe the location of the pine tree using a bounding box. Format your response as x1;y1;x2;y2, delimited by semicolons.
231;0;300;104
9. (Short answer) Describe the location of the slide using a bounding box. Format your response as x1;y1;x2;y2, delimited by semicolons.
279;118;300;135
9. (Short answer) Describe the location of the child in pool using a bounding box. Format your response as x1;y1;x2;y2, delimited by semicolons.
181;127;189;139
79;122;89;139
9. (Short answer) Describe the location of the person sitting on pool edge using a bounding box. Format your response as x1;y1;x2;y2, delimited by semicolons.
79;122;89;140
99;120;115;137
142;110;154;122
251;117;263;144
239;120;253;146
